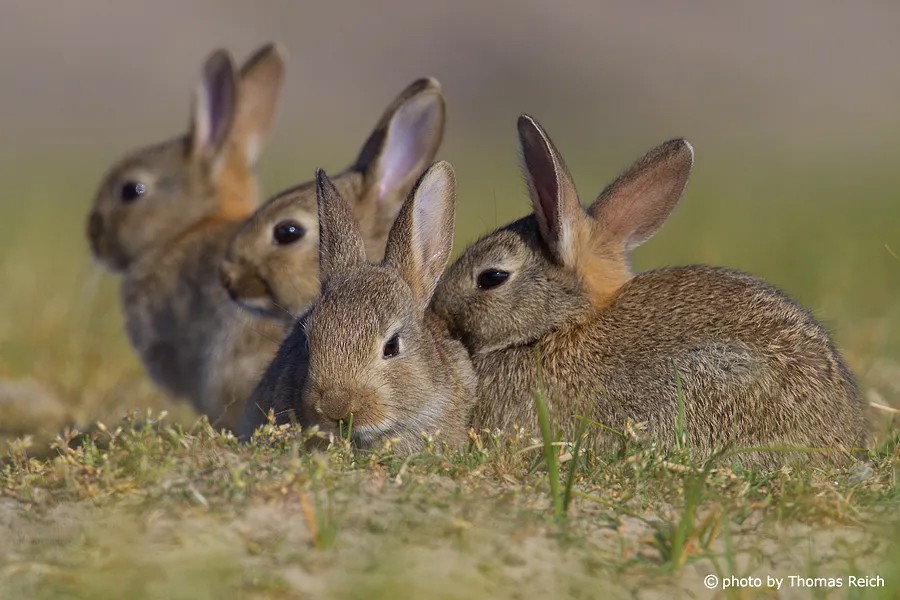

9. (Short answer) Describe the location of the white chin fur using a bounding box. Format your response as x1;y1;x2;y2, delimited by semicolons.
237;296;276;314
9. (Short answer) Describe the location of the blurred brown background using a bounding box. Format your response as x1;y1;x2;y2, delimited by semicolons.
3;1;900;154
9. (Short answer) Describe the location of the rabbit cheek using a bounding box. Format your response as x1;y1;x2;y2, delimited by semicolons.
271;269;320;317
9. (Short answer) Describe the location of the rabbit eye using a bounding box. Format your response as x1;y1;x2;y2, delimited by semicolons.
382;334;402;359
476;269;510;290
273;220;306;245
120;181;147;203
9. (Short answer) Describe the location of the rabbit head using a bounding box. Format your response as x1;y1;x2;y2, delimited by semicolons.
301;162;473;451
432;115;693;355
87;44;285;271
219;78;446;321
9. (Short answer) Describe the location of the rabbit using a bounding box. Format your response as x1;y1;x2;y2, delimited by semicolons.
234;312;311;442
224;79;447;438
219;77;446;323
87;45;287;429
241;163;477;452
430;115;869;466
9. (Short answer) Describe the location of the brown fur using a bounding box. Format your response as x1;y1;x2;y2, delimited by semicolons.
280;164;476;453
229;80;450;441
88;45;286;430
212;148;257;221
573;228;631;308
432;115;868;467
221;78;446;324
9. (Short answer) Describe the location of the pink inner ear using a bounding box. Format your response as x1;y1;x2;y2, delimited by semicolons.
194;63;235;159
595;167;686;250
521;127;561;240
411;172;448;270
599;179;656;244
591;139;693;249
377;97;442;202
193;86;212;153
207;79;231;146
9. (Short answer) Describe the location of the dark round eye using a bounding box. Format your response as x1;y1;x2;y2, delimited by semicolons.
120;181;147;203
476;269;510;290
273;220;306;245
382;334;401;359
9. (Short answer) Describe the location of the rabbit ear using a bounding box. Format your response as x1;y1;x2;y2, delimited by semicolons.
518;114;588;269
190;50;239;171
384;161;456;309
589;139;693;250
352;78;446;208
316;169;367;287
233;43;286;167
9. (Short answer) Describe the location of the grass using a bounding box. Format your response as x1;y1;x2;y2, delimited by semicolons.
0;141;898;597
0;414;896;598
533;387;563;521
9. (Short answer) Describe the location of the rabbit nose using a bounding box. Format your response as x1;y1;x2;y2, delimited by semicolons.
220;263;270;303
87;211;104;243
316;390;353;423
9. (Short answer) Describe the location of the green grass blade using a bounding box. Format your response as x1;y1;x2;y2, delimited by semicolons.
534;387;563;520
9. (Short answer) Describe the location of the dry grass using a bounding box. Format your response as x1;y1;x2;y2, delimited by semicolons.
0;414;897;598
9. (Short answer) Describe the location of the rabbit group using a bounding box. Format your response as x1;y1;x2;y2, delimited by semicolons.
88;45;445;432
88;44;869;464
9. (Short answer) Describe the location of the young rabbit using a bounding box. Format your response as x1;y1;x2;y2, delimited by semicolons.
202;76;445;429
431;115;869;465
245;163;477;452
87;45;286;429
219;77;446;323
225;79;447;438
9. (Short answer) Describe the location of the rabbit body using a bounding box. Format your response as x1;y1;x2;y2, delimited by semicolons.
251;163;477;452
466;257;866;458
233;80;448;437
88;46;286;428
433;116;868;464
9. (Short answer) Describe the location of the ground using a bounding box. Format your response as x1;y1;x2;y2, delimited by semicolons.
0;413;897;599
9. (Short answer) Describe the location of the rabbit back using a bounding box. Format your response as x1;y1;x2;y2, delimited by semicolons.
473;265;866;463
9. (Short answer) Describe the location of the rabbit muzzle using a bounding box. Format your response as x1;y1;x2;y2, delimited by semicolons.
87;210;105;254
311;387;375;425
219;260;270;305
86;210;129;270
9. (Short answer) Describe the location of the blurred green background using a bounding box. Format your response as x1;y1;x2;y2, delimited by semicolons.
1;1;898;444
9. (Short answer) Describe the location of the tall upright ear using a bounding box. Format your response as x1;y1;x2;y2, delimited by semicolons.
352;78;446;209
316;169;367;288
518;114;587;268
384;161;456;309
233;43;286;167
190;50;239;171
588;139;693;250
